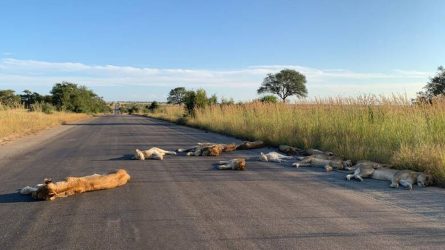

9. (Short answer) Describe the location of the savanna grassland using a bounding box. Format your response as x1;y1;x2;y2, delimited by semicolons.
0;105;90;144
149;96;445;186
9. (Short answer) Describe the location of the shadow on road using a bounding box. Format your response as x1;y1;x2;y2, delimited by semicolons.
0;192;36;203
105;154;135;161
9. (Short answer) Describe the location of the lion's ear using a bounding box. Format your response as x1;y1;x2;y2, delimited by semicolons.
44;178;53;184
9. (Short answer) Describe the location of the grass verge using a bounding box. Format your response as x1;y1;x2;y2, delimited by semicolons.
148;97;445;186
0;108;91;144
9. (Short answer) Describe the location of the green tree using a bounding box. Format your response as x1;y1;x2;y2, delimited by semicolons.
259;95;278;103
167;87;187;104
257;69;307;102
148;101;160;112
417;66;445;101
50;82;109;113
0;89;21;107
20;90;43;109
208;94;218;105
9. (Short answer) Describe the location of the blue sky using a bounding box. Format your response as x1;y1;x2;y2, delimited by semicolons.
0;0;444;101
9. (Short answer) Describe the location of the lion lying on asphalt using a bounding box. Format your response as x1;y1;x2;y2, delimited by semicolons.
259;152;293;163
217;158;246;170
292;154;352;171
178;143;237;156
346;161;391;181
390;170;433;190
236;141;265;150
279;145;334;156
346;161;433;189
135;147;176;160
19;169;130;201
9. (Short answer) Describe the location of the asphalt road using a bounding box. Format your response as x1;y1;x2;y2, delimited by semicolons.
1;115;445;250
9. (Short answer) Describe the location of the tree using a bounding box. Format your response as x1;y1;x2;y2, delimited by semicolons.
20;90;43;109
257;69;307;102
0;89;21;107
208;94;218;105
148;101;160;112
259;95;278;103
50;82;109;113
417;66;445;100
167;87;187;104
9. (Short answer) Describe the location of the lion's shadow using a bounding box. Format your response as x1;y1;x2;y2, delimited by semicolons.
0;192;36;203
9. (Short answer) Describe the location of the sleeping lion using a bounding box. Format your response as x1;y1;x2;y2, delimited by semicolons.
390;170;433;190
19;169;130;201
292;154;352;171
178;143;237;156
217;158;246;170
135;147;177;160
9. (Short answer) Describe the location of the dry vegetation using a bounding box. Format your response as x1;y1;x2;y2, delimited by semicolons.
0;105;90;144
149;96;445;186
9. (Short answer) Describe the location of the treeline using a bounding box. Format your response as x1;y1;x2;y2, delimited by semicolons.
0;82;110;114
166;87;278;115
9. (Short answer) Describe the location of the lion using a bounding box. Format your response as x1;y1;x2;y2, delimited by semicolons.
278;145;305;156
178;143;237;156
346;161;386;181
390;170;433;190
19;169;130;201
236;141;265;150
217;158;246;170
259;152;293;163
135;147;176;160
292;154;352;172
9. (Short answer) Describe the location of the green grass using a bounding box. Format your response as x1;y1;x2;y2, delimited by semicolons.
149;96;445;186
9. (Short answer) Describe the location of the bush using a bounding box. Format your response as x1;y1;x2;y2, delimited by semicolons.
259;95;278;103
30;102;55;114
148;101;160;112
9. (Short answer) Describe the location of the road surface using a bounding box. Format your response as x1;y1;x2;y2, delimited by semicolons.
0;115;445;249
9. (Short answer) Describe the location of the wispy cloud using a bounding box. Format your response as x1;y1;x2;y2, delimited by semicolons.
0;58;432;101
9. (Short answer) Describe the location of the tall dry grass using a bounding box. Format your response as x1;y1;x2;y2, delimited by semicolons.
149;96;445;185
0;106;91;144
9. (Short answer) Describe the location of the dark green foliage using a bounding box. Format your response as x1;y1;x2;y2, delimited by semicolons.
182;88;217;115
417;66;445;102
257;69;308;102
148;101;160;112
20;90;43;109
50;82;110;113
0;89;21;107
183;90;197;115
167;87;187;104
259;95;278;103
208;94;218;105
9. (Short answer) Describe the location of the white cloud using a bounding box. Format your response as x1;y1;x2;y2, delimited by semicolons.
0;58;432;101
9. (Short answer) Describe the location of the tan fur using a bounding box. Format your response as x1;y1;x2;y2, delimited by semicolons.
278;145;304;156
135;147;176;160
217;158;246;170
180;143;236;156
19;169;130;201
346;161;383;181
390;170;433;190
371;168;398;181
236;141;265;150
293;155;352;171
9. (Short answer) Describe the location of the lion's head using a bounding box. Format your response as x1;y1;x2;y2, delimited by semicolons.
417;173;433;187
135;149;145;160
236;158;246;170
32;179;57;201
259;152;268;162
